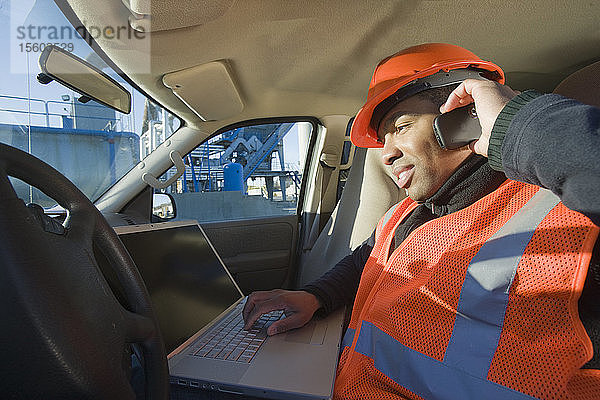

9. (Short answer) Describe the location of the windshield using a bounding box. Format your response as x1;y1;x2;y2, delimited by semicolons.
0;0;179;208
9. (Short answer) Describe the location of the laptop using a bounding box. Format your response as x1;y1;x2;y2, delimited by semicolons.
113;220;345;400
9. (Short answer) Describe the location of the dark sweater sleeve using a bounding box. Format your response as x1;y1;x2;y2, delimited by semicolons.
301;231;375;315
488;91;600;226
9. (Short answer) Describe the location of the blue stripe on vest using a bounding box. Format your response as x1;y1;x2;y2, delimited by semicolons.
381;203;401;229
444;189;560;377
342;327;355;350
354;321;538;400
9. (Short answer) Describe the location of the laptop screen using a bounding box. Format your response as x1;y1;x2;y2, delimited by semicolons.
109;221;243;354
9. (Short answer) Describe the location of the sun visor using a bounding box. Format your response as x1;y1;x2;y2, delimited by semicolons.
162;61;243;121
123;0;233;32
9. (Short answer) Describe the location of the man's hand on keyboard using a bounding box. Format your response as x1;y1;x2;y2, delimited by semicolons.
242;289;321;336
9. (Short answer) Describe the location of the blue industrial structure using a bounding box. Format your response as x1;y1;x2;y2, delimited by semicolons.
223;162;244;192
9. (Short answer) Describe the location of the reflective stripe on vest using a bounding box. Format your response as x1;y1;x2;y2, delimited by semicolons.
381;203;401;229
443;188;560;377
353;320;536;400
341;327;355;350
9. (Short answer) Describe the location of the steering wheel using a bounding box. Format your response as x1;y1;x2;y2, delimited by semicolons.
0;143;168;399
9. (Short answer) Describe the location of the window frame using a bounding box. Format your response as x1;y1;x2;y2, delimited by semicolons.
168;116;321;220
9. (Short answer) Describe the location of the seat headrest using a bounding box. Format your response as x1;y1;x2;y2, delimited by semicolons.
553;61;600;107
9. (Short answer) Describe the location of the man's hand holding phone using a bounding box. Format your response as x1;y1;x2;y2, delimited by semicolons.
439;79;519;157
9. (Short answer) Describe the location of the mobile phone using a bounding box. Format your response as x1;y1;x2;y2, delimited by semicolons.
433;105;481;149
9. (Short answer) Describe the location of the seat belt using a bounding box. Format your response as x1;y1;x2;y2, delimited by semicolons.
318;152;338;232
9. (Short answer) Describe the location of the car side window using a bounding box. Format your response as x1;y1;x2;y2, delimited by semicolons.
155;121;313;222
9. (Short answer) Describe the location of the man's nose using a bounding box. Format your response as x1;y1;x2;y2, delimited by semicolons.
381;133;402;165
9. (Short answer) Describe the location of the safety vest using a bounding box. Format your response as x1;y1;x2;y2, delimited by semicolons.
334;180;599;400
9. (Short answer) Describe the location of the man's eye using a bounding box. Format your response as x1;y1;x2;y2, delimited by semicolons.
395;124;410;134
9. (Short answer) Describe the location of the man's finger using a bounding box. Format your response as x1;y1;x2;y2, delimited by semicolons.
441;78;498;113
440;81;472;113
242;295;257;322
243;308;263;330
242;290;280;321
473;138;489;157
242;293;266;322
468;139;479;153
244;299;282;330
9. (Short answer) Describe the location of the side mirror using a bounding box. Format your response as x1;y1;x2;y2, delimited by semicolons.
152;192;176;220
38;45;131;114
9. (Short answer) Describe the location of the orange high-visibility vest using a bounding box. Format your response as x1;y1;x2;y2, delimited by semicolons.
334;181;599;400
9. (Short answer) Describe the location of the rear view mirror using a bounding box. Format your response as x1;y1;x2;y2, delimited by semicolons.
38;45;131;114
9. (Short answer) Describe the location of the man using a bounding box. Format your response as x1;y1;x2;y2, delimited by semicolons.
243;43;600;399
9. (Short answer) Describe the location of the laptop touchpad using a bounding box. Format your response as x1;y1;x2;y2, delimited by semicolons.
284;321;326;345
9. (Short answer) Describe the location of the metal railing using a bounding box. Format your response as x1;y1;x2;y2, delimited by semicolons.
0;94;130;132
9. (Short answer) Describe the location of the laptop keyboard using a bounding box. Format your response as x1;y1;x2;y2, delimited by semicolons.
191;310;284;363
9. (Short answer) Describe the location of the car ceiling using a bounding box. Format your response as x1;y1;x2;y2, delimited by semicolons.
64;0;600;134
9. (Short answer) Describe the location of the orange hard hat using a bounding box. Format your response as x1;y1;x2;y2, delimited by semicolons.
350;43;505;148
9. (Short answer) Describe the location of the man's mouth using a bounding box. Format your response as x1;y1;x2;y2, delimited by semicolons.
393;165;415;189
